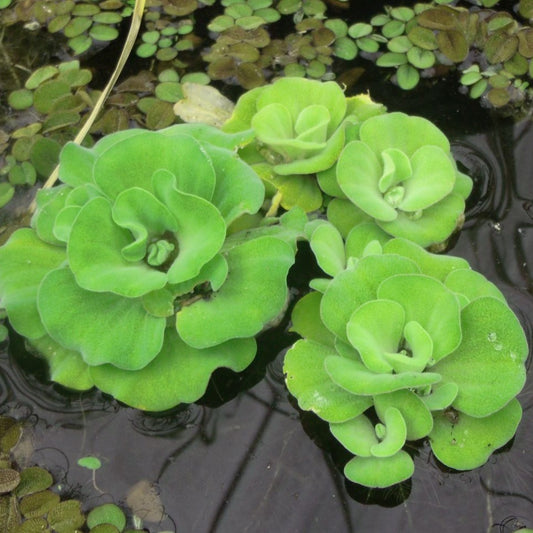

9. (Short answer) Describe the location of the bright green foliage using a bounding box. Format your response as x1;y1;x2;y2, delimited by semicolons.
224;77;386;211
0;124;299;411
284;227;528;487
327;112;473;247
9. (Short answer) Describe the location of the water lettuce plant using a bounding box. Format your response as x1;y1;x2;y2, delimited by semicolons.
0;123;298;411
223;77;386;211
285;224;528;488
322;112;473;247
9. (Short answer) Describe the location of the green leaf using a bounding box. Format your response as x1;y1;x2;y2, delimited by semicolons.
337;140;397;222
396;64;420;90
87;504;126;530
320;254;419;341
377;274;462;361
359;112;450;157
399;145;455;211
68;197;168;297
284;339;372;423
310;223;346;277
377;192;467;247
429;399;522;470
325;355;441;395
346;299;404;373
374;389;433;440
151;172;227;284
343;451;414;487
290;292;335;347
0;229;66;339
204;145;264;224
383;238;469;281
93;132;216;202
371;407;407;457
77;456;101;470
91;327;256;410
29;335;94;390
8;89;33;110
444;268;506;305
177;237;294;348
38;267;166;370
330;415;379;456
432;297;528;417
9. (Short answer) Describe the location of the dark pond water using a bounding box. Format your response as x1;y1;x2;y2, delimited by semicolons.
1;82;533;532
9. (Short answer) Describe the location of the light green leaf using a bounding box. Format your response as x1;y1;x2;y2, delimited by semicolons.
346;299;404;373
359;112;450;158
325;355;441;395
377;274;462;361
337;140;397;222
399;145;456;211
330;415;378;456
343;451;414;487
284;339;372;423
93;132;216;201
432;297;528;417
374;389;433;440
177;237;294;348
38;267;165;370
152;170;226;284
0;229;66;339
290;292;335;347
310;223;346;277
320;254;419;341
429;399;522;470
68;197;168;297
91;327;256;410
30;335;94;390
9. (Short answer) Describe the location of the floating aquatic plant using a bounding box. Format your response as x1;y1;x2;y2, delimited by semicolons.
285;227;528;488
0;123;298;411
0;414;144;532
223;76;386;211
322;111;473;247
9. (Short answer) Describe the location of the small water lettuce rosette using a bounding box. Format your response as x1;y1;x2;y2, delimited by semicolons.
0;124;298;411
284;224;528;488
223;77;386;212
322;112;473;248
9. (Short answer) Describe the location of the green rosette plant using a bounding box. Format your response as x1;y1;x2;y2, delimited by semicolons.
0;123;299;411
284;223;528;488
321;112;474;248
223;77;386;212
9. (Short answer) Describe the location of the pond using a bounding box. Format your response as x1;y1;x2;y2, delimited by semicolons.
1;0;533;532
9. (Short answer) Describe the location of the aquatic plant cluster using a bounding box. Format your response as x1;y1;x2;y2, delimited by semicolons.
0;77;528;490
0;415;135;531
3;0;533;210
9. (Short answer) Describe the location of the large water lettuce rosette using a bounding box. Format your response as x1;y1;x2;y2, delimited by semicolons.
284;224;528;488
223;77;386;212
0;124;297;411
321;112;473;248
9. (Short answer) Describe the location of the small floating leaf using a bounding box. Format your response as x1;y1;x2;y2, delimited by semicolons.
15;467;53;497
7;89;33;110
48;500;85;532
485;33;519;64
77;456;102;470
90;24;119;41
0;469;20;494
437;29;468;62
396;63;420;89
19;490;60;518
417;7;456;30
87;503;126;531
25;66;59;89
